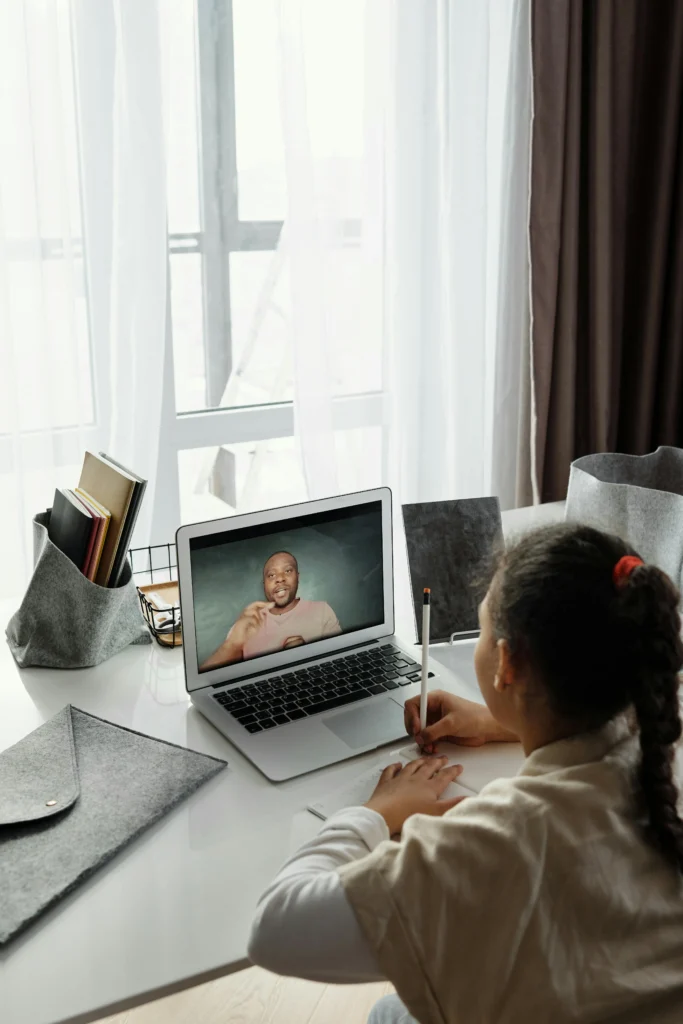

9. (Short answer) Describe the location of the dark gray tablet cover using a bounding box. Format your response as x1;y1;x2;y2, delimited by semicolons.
402;497;504;643
0;706;227;945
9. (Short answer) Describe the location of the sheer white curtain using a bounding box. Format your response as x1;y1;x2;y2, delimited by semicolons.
1;0;532;602
275;0;385;500
0;0;167;600
276;0;533;509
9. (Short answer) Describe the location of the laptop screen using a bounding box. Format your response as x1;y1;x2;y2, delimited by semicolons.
189;501;385;675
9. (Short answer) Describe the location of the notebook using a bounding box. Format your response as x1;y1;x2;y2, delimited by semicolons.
48;489;95;572
69;491;100;573
75;489;111;581
306;739;523;821
402;497;504;643
78;453;137;587
97;453;147;587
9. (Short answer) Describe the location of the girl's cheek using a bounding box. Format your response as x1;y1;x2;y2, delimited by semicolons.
474;634;498;703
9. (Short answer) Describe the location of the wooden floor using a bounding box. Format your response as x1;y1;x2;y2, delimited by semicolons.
98;967;393;1024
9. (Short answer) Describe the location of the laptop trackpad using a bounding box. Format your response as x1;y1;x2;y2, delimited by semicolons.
322;698;406;750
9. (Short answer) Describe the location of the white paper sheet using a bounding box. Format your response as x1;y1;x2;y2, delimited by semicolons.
398;740;524;794
306;738;523;821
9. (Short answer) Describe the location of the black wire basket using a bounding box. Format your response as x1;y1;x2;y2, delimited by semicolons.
129;543;182;648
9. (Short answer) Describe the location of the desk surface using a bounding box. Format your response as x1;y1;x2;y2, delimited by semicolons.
0;502;564;1024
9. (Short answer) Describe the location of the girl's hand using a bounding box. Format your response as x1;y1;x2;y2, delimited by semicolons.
365;757;466;835
404;690;517;754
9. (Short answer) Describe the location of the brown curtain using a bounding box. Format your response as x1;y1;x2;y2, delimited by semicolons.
530;0;683;502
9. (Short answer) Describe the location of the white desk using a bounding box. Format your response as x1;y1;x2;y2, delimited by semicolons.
0;502;564;1024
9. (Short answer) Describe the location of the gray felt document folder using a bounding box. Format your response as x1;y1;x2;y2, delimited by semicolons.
0;706;227;945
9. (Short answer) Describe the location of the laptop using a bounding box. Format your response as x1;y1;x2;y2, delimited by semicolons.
177;488;442;781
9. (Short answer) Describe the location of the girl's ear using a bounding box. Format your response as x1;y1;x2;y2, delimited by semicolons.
494;638;515;692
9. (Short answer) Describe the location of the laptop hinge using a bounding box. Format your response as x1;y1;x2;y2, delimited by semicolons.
210;637;385;688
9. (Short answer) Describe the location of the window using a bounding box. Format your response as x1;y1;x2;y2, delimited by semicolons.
155;0;383;540
1;0;384;587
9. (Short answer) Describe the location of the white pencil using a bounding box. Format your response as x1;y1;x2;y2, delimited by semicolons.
420;588;431;732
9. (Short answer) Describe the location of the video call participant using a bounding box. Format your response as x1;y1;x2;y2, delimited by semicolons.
200;551;341;670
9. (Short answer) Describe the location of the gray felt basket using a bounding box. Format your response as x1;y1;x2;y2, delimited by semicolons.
5;512;151;669
565;447;683;593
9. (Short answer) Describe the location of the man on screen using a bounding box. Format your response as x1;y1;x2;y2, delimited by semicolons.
200;551;342;670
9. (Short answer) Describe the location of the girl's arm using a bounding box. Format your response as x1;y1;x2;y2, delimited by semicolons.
248;806;387;982
249;757;464;981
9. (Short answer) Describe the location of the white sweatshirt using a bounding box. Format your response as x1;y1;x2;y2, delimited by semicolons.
250;718;683;1024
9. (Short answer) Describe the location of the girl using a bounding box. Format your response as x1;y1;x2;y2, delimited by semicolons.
249;524;683;1023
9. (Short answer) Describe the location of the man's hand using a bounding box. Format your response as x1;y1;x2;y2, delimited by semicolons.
404;690;518;754
199;601;275;671
365;757;466;835
228;601;275;648
282;635;305;649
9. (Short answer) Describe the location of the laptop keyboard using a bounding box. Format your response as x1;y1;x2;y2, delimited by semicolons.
212;644;425;734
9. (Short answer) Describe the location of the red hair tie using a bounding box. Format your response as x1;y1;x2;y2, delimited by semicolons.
613;555;644;588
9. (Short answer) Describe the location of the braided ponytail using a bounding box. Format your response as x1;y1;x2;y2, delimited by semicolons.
618;565;683;871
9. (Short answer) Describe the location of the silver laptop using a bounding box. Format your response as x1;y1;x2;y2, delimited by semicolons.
177;487;434;781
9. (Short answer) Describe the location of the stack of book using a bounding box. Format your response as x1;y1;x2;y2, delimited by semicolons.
48;452;147;588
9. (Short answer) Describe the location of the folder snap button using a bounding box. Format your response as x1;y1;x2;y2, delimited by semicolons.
46;800;57;807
